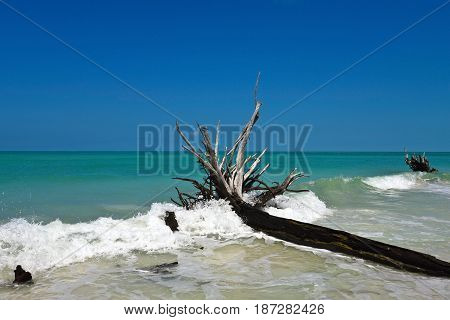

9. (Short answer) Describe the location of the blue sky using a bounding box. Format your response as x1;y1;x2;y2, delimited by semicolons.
0;0;449;151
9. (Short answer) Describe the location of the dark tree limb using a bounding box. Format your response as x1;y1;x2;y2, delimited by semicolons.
235;203;450;278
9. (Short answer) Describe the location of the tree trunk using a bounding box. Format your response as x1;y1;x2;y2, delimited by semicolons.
234;202;450;278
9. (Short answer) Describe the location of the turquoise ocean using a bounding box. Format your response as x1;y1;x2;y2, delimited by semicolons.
0;152;449;299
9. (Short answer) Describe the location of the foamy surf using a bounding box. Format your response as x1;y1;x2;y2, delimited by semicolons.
0;191;330;273
362;173;424;190
423;183;450;198
264;191;332;223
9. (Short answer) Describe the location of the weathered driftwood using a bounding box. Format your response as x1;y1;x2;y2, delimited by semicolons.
164;211;179;232
172;75;450;278
139;262;179;274
172;74;307;210
235;203;450;278
405;150;437;173
13;265;32;284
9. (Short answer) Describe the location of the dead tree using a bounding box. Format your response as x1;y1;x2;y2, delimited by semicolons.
172;75;450;278
405;150;437;173
172;74;308;210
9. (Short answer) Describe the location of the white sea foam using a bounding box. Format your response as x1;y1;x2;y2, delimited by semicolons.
0;192;330;273
362;173;424;190
0;207;186;273
265;191;332;223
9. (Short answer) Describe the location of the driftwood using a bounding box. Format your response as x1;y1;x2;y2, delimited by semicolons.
148;262;178;274
164;211;179;232
405;150;437;173
13;265;32;284
173;74;307;210
138;262;179;274
173;74;450;278
235;203;450;278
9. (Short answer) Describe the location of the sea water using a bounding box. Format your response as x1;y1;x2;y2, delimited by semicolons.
0;152;449;299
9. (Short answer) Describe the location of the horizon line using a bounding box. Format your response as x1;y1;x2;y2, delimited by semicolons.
1;150;449;153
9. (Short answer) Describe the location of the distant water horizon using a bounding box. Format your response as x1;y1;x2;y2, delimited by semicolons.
1;150;449;152
1;151;449;221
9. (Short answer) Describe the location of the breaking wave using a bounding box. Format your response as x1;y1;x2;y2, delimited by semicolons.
362;173;424;190
0;192;330;273
310;172;449;194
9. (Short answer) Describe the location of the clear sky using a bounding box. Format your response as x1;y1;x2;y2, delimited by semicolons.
0;0;449;151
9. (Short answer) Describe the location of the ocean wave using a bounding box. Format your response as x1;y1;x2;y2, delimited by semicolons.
0;191;330;273
362;173;424;190
308;172;450;202
422;183;450;198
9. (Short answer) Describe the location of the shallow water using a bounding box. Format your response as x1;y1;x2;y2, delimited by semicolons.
0;152;449;299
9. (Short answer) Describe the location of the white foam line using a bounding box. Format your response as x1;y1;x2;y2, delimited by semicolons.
0;192;331;273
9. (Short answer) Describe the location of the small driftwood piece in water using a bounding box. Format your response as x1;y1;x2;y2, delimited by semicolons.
139;262;179;274
149;261;178;274
405;150;437;173
172;74;450;278
164;211;179;232
13;265;32;284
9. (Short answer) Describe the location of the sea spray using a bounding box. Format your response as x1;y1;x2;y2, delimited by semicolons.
264;192;332;223
0;191;330;273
